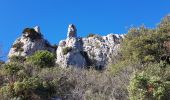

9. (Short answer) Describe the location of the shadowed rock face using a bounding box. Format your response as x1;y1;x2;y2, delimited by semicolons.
8;24;124;69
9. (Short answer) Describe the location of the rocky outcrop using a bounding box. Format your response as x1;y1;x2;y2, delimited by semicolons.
8;26;55;58
56;24;86;68
56;24;124;68
8;24;124;69
82;34;124;68
56;37;86;68
67;24;77;38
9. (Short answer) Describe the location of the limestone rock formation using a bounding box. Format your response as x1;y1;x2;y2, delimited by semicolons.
56;37;86;68
8;26;55;58
56;25;86;68
8;24;124;69
82;34;123;68
56;24;124;68
67;24;77;38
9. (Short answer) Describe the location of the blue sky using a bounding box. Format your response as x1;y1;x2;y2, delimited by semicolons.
0;0;170;60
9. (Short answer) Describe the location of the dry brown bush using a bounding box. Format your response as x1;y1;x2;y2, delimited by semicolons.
38;66;133;100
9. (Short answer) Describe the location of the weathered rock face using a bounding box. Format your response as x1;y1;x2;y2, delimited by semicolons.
67;24;77;38
8;26;55;58
8;24;123;68
56;24;124;68
82;34;123;68
56;37;86;68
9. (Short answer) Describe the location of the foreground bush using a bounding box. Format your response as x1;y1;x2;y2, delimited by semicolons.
0;77;42;100
26;50;55;68
0;63;57;100
0;63;130;100
128;63;170;100
38;67;131;100
112;15;170;100
9;55;26;63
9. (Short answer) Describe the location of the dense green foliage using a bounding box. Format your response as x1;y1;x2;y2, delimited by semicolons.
128;63;170;100
121;26;170;64
0;63;57;100
62;47;72;55
9;55;26;63
108;15;170;100
118;16;170;100
26;50;55;68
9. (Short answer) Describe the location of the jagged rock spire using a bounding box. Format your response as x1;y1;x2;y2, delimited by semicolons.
67;24;77;38
34;26;41;33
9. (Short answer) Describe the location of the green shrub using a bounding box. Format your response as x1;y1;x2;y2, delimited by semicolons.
121;26;170;64
0;62;24;84
129;73;170;100
87;33;96;38
9;55;26;63
3;62;23;76
128;64;170;100
0;77;43;100
26;50;55;68
62;47;72;55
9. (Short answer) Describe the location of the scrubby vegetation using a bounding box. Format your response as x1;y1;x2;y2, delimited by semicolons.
87;33;96;38
128;63;170;100
22;28;42;40
9;55;26;63
26;50;55;68
0;15;170;100
62;47;72;55
0;51;130;100
115;15;170;100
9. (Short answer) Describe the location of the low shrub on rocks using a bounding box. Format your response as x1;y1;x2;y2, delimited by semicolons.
62;47;72;55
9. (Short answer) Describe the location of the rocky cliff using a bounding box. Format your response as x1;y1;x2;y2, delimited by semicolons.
8;26;56;58
8;24;124;68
